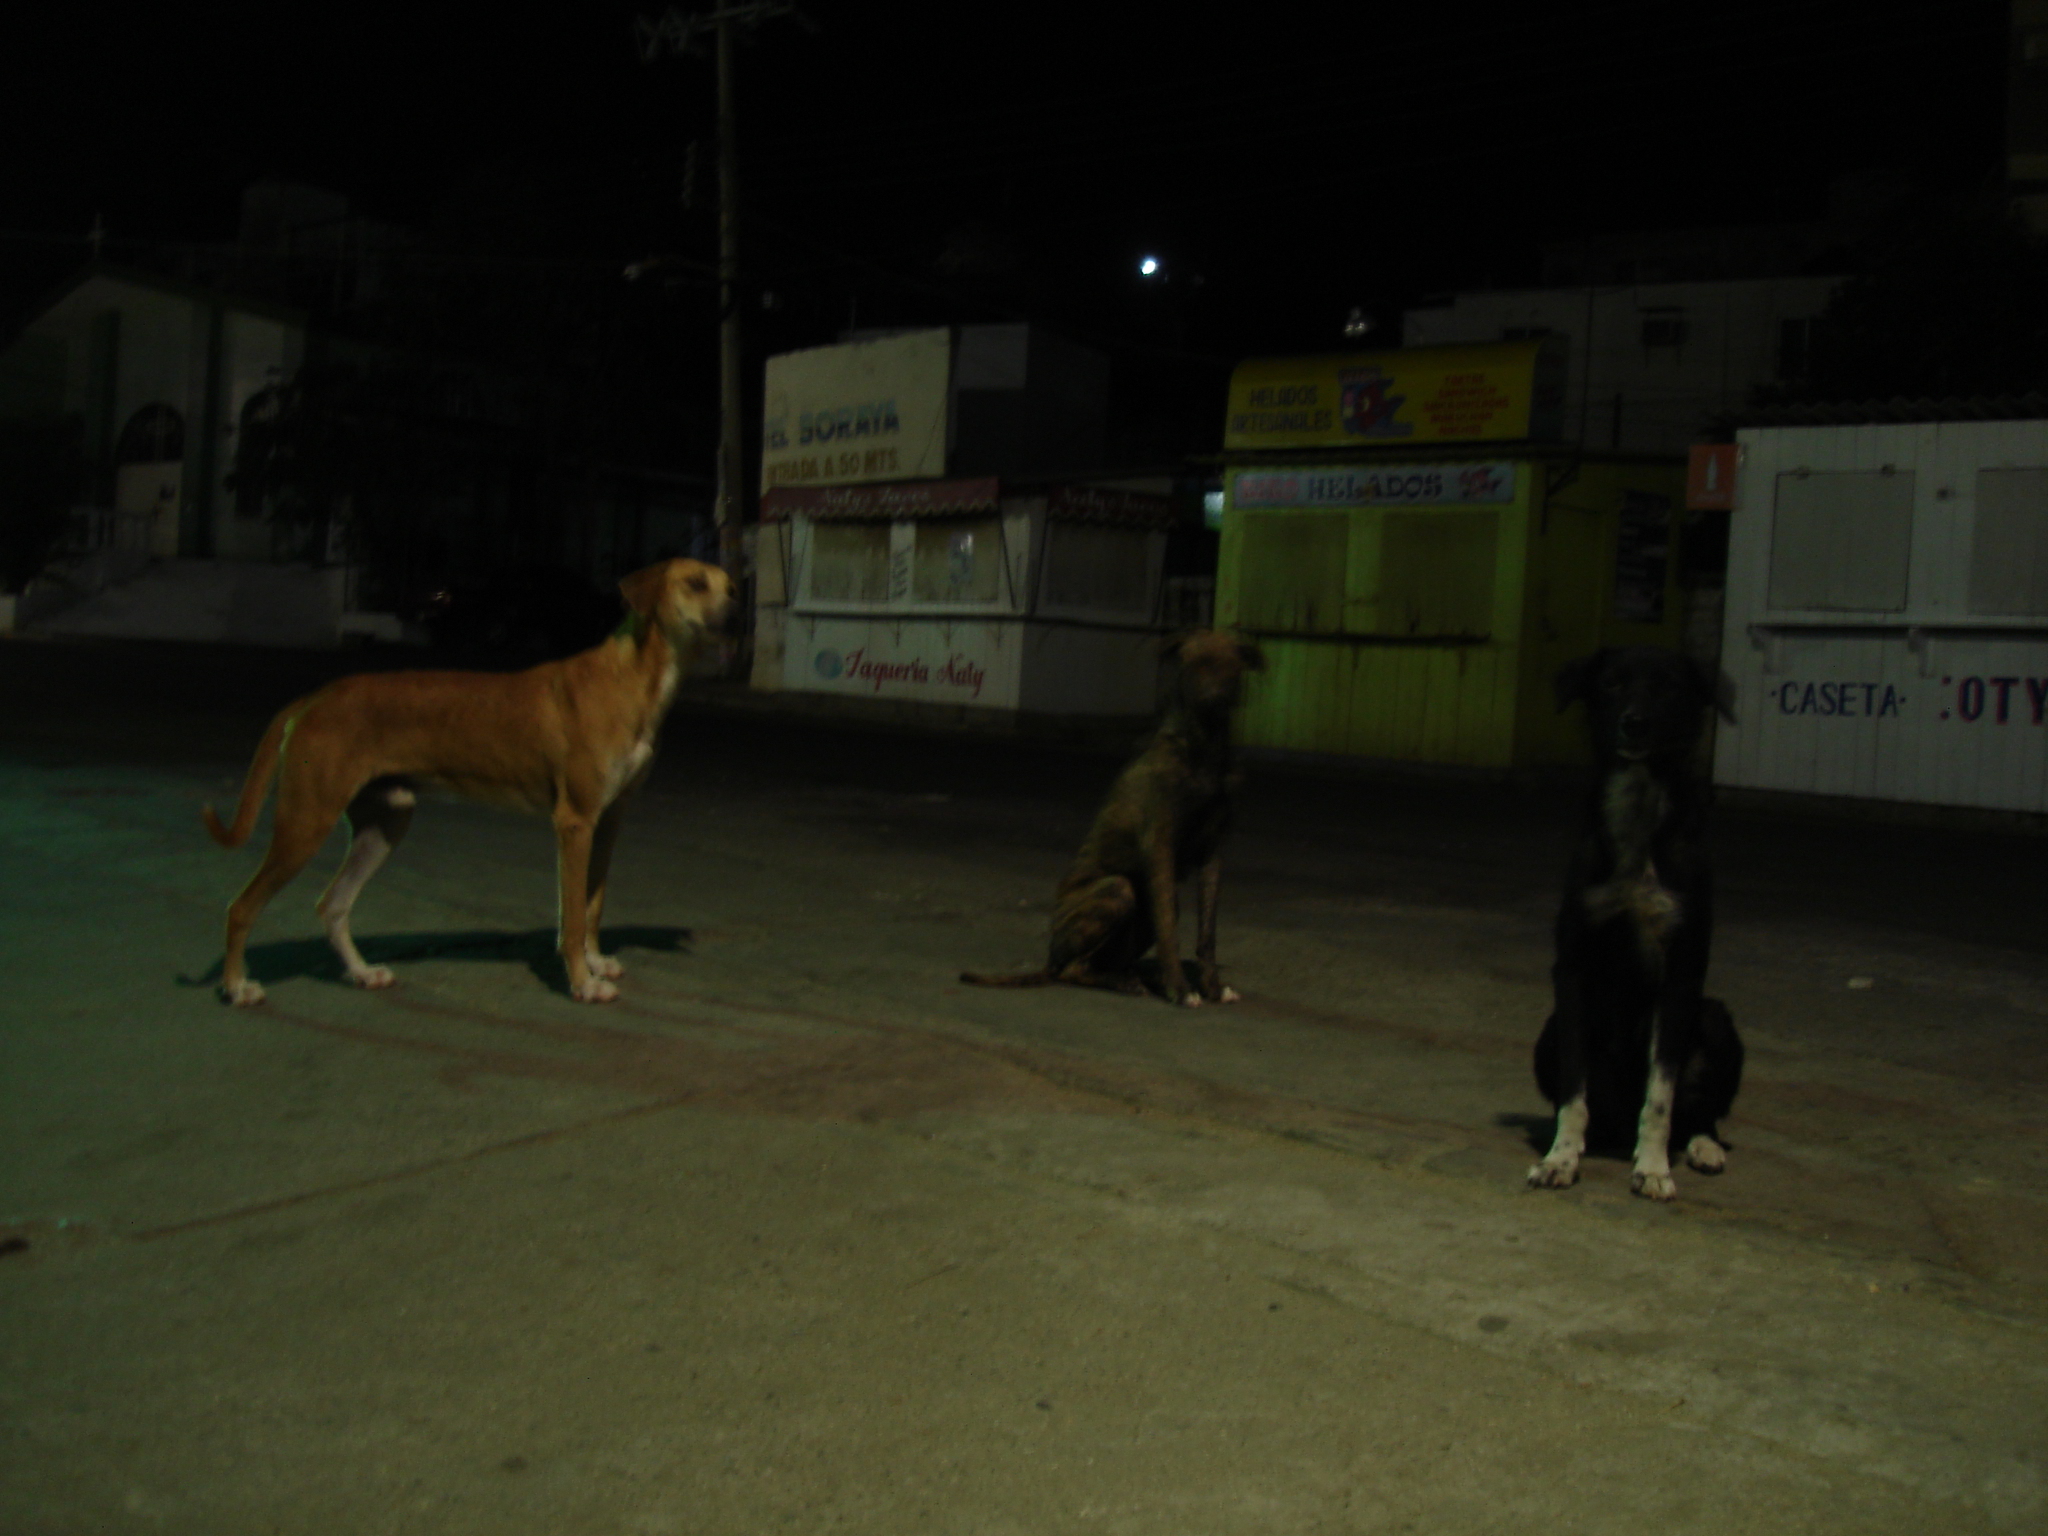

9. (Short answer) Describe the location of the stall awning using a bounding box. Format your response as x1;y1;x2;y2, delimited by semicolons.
762;478;1000;521
761;477;1177;531
1045;484;1175;531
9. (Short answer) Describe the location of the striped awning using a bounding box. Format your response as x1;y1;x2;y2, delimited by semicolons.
761;477;1178;531
761;478;999;521
1045;484;1176;531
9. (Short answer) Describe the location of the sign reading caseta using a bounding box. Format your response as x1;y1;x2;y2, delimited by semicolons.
761;328;951;490
1223;340;1566;451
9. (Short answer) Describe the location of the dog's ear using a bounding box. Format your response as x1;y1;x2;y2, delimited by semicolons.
1235;638;1266;672
1158;628;1199;660
1554;649;1607;712
1698;659;1737;724
618;561;671;620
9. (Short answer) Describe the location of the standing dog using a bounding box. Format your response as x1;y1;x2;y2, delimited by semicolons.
1528;646;1743;1201
960;630;1263;1006
204;558;736;1005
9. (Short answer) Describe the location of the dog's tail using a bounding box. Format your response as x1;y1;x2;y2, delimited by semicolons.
958;969;1058;989
202;705;295;849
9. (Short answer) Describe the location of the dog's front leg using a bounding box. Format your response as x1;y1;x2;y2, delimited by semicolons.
1192;856;1239;1003
582;798;629;982
553;805;616;1003
1145;842;1197;1007
1529;965;1590;1189
1631;984;1703;1201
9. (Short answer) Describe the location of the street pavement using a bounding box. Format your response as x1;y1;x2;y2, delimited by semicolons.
2;635;2045;1534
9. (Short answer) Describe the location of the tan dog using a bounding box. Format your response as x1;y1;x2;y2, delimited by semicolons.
204;558;736;1005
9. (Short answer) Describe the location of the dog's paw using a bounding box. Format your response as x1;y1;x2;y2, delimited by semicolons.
1684;1134;1727;1174
571;976;620;1004
1527;1155;1580;1190
347;965;397;991
224;978;267;1007
1217;985;1241;1003
1630;1167;1678;1201
586;953;624;981
1177;992;1204;1009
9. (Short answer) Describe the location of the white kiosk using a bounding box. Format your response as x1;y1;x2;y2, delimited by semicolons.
763;477;1173;717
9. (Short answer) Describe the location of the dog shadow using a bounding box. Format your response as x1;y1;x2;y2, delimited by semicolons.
1495;1111;1555;1155
178;925;693;999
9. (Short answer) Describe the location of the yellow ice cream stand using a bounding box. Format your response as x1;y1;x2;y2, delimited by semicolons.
1216;340;1688;767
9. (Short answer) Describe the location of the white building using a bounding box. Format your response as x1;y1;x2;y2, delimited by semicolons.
1403;275;1844;456
1715;413;2048;813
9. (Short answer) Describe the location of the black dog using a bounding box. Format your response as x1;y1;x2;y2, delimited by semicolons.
960;630;1263;1006
1528;646;1743;1202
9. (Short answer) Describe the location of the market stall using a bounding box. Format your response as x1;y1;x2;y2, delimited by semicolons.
1216;340;1690;767
763;477;1175;717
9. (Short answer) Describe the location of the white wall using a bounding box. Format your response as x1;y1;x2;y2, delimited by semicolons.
1715;420;2048;812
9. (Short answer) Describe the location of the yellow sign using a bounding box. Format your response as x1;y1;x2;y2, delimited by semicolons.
1223;340;1564;451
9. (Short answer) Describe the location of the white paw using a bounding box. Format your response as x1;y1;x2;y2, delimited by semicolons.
1684;1134;1727;1174
1179;993;1204;1009
1631;1167;1677;1201
572;975;620;1004
1219;986;1241;1003
348;966;397;991
586;953;624;980
224;978;266;1007
1527;1155;1580;1190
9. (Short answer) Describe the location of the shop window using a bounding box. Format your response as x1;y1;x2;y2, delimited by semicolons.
1236;513;1348;633
1640;314;1687;348
114;403;184;464
1376;511;1497;638
912;517;1003;604
1039;522;1150;615
1767;470;1913;612
809;521;892;603
1970;468;2048;617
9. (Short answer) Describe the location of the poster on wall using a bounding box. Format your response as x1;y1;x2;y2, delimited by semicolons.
761;328;951;491
1612;490;1672;623
1223;341;1565;451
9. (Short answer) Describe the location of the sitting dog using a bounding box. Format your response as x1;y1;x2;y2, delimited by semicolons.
1528;646;1743;1201
204;558;736;1006
960;630;1263;1006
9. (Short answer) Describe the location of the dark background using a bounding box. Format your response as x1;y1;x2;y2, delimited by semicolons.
1;1;2017;460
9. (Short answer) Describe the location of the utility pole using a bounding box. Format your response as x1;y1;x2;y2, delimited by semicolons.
637;2;801;577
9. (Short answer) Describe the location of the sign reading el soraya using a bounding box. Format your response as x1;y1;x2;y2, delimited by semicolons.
761;328;952;490
1223;341;1566;451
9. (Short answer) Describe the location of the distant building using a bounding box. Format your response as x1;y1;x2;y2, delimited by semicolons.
0;182;715;646
0;262;309;563
1402;273;1845;457
752;324;1197;717
2011;0;2048;234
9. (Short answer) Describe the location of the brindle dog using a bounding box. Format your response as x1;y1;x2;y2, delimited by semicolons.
961;630;1263;1006
1528;645;1744;1202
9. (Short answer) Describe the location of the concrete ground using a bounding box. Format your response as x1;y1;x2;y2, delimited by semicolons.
2;636;2045;1535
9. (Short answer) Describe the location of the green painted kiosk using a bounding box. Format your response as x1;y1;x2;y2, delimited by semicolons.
1216;341;1688;768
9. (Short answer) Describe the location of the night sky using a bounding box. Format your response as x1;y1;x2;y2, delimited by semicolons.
7;1;2014;370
